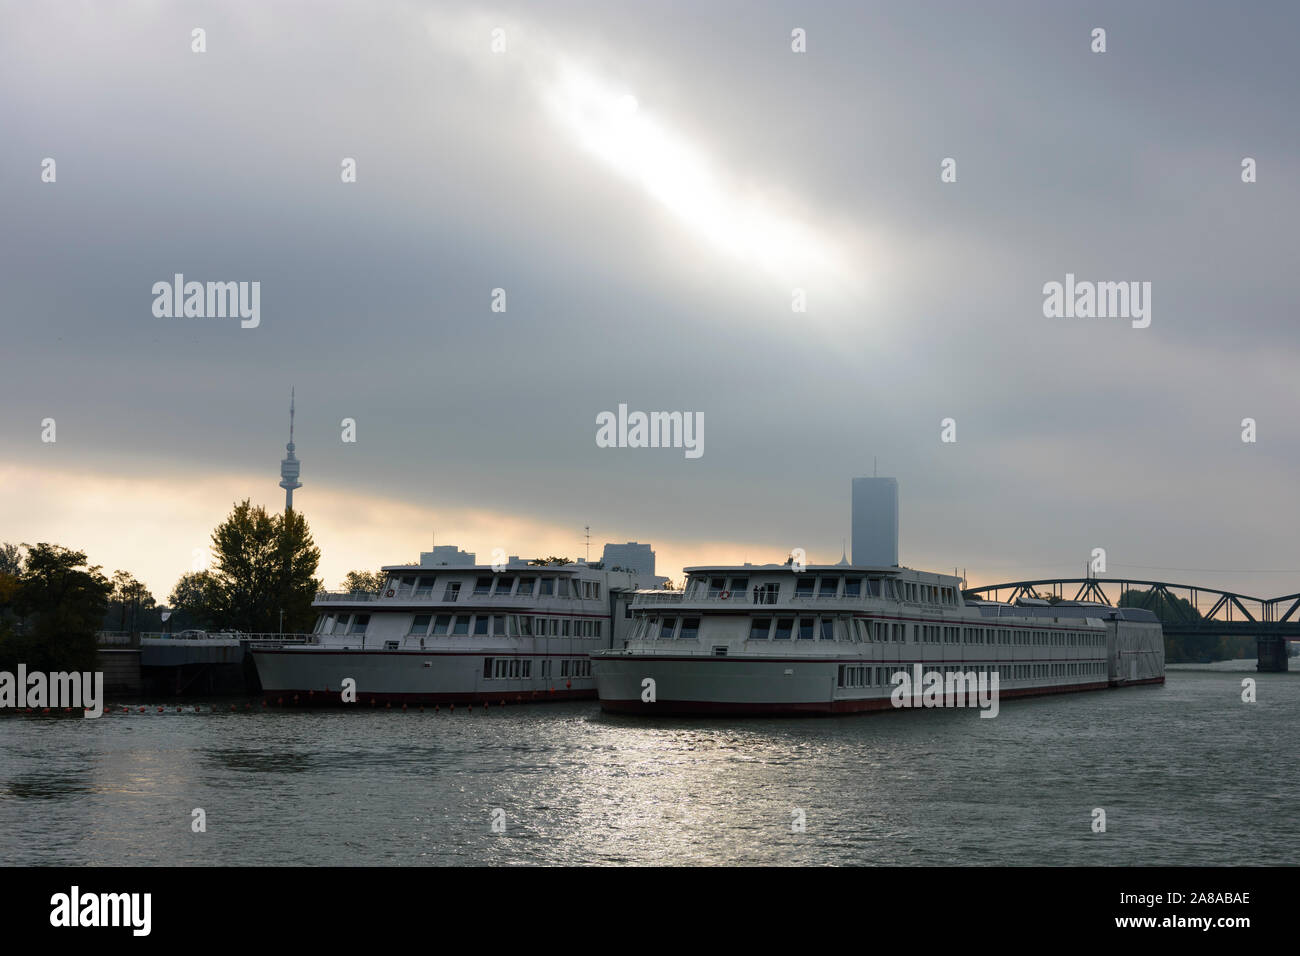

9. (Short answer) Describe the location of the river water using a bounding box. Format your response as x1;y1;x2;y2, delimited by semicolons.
1;662;1294;865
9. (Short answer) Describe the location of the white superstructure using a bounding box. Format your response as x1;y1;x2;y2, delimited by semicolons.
250;556;662;705
592;564;1164;716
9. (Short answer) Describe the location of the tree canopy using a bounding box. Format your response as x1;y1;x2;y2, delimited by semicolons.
0;543;111;672
168;500;322;633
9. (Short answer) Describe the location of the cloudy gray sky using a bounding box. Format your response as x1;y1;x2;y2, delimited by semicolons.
2;0;1298;600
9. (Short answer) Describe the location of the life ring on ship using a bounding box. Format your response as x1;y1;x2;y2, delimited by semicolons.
385;589;395;597
719;590;731;600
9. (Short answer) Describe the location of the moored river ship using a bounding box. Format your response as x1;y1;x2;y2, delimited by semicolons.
251;556;662;705
592;563;1164;715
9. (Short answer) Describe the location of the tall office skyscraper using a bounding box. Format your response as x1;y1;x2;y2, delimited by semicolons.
851;477;898;566
601;542;655;576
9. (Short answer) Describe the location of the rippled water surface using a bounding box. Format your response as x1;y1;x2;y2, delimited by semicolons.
1;663;1295;865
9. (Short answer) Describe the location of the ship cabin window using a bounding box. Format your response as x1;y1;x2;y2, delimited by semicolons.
844;578;862;598
332;615;350;633
756;583;780;605
473;616;489;636
474;577;492;595
594;622;602;638
593;582;601;600
819;577;839;597
562;620;571;637
797;617;815;640
518;616;532;636
350;615;370;634
795;578;815;598
821;618;836;641
540;578;555;596
452;616;470;635
442;582;462;601
557;579;571;598
415;576;435;597
774;618;793;640
410;614;432;635
316;615;331;634
495;576;515;595
679;618;700;640
518;577;535;596
660;617;678;640
708;577;726;597
432;614;451;635
750;618;772;640
493;615;505;635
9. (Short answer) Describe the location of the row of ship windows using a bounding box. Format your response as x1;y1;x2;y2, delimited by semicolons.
635;616;1102;646
909;624;1104;647
316;613;604;639
837;661;1107;687
687;575;960;604
482;658;592;679
385;575;601;601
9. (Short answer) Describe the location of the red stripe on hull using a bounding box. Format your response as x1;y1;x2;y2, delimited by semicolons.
261;688;596;707
599;678;1157;716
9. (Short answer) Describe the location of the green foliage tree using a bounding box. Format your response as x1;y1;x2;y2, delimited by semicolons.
0;543;111;673
202;500;322;632
341;570;385;593
107;570;156;633
528;556;572;566
167;571;223;630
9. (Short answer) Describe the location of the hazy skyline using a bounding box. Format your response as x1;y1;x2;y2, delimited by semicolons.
3;1;1299;602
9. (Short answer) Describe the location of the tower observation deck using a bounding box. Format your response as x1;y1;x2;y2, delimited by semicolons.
279;388;301;511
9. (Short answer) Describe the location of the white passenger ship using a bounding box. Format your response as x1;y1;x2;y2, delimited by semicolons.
592;564;1165;715
251;556;662;705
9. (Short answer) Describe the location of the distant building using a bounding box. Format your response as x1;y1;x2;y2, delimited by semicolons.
601;542;655;576
851;477;898;567
420;546;477;566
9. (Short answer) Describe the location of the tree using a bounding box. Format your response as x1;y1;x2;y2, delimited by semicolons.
341;570;385;593
0;542;22;576
107;570;156;633
0;543;111;673
197;500;321;633
167;571;223;630
528;556;572;566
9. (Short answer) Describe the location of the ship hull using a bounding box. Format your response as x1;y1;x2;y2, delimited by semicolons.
251;646;594;706
592;654;1161;716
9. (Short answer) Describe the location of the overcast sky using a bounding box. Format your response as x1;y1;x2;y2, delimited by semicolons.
2;0;1298;601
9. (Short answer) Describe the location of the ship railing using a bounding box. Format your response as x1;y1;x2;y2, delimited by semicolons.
138;631;317;644
316;590;380;602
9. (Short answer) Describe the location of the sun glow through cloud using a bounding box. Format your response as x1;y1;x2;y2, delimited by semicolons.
540;61;847;288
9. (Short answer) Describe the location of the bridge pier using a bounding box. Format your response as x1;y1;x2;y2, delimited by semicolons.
1256;635;1290;672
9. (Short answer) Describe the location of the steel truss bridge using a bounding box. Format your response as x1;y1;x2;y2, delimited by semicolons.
960;577;1299;671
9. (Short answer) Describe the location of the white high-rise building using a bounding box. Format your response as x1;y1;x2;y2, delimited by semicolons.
851;477;898;567
602;542;655;576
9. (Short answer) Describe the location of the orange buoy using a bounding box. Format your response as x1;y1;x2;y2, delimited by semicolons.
293;695;299;704
450;703;455;712
157;706;163;713
139;706;146;713
566;680;571;689
370;698;376;706
122;706;128;713
277;697;283;705
401;703;407;711
42;707;50;714
434;704;439;712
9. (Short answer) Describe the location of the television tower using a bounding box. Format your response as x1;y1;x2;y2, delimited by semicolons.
279;388;302;511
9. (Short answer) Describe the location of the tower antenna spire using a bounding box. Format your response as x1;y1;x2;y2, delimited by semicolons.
279;387;302;511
